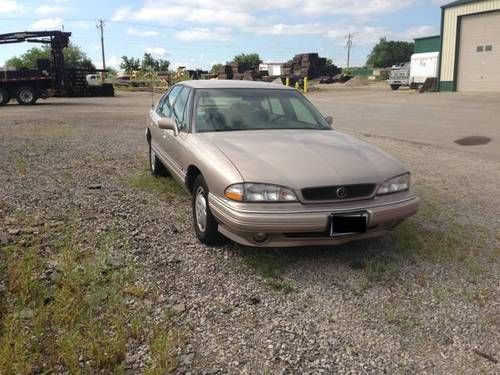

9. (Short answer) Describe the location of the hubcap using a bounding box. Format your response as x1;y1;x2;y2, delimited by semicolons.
195;187;207;233
150;147;156;171
20;89;33;103
0;92;4;103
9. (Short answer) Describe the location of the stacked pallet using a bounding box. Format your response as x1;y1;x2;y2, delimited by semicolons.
283;53;340;79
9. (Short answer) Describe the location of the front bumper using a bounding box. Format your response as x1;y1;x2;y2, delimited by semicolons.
209;192;419;247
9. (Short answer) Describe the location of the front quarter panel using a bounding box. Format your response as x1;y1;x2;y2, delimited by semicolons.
185;134;243;196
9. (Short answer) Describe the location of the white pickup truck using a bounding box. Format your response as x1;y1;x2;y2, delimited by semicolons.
388;52;440;90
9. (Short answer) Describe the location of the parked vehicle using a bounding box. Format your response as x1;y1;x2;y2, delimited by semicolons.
146;80;419;247
0;31;113;106
388;62;410;90
409;52;440;88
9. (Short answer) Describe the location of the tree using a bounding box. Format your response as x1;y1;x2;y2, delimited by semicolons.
5;43;95;70
366;38;414;68
232;53;261;67
210;63;224;74
140;53;170;72
120;56;141;72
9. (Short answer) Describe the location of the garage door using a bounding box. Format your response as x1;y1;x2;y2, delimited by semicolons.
457;11;500;92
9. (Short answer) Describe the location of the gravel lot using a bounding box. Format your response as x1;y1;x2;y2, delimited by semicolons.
1;90;499;373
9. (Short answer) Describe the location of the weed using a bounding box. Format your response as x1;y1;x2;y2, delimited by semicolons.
128;170;185;200
14;156;27;176
145;328;184;375
242;249;294;279
0;218;179;373
267;279;296;294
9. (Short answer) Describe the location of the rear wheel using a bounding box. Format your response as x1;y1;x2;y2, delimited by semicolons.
192;175;222;245
149;142;168;176
390;84;400;91
0;88;10;106
16;87;38;105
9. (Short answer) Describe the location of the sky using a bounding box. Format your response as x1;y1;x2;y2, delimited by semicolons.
0;0;450;70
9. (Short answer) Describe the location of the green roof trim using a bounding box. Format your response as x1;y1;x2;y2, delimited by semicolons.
442;0;483;9
414;35;441;41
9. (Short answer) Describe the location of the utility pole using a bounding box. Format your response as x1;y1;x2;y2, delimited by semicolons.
346;33;353;69
97;19;106;80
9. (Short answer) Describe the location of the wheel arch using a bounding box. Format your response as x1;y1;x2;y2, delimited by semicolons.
185;165;202;193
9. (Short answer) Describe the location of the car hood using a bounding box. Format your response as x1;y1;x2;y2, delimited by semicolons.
200;129;408;189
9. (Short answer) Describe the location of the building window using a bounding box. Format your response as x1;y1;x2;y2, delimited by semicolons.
485;45;493;52
476;46;484;52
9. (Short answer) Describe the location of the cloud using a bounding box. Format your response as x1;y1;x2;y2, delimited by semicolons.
244;23;325;36
145;47;169;57
401;25;439;40
326;25;390;45
174;27;232;42
35;5;67;16
301;0;417;16
126;27;160;37
112;2;254;26
106;55;122;70
0;0;23;14
30;18;64;30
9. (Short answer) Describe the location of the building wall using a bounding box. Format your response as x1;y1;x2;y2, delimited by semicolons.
440;0;500;91
415;36;441;53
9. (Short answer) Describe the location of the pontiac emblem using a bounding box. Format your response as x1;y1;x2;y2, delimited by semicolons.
336;186;348;199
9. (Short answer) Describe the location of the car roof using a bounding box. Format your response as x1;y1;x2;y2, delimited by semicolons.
179;79;294;90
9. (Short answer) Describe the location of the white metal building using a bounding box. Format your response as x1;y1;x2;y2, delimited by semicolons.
439;0;500;92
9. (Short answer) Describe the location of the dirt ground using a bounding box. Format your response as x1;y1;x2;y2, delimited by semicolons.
1;90;499;374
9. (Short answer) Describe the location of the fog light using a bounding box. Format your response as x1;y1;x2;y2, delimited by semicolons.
253;233;268;243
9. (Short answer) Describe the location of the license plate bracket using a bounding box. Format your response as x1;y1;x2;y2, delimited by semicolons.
329;212;368;237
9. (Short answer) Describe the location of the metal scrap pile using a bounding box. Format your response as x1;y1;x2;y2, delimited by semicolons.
283;53;340;80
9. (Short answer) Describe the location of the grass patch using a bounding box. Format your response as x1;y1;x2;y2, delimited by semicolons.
14;156;27;176
128;171;185;200
242;249;293;279
145;329;184;375
0;219;180;373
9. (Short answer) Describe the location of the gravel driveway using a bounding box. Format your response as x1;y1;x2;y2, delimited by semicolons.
1;92;498;374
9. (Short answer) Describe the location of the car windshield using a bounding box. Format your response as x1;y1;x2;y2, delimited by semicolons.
194;88;330;132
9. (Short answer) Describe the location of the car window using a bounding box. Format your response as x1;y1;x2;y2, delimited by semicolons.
157;85;182;117
194;89;329;133
289;97;317;125
173;87;191;131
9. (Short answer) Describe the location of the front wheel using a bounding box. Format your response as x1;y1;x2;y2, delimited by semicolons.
192;175;223;245
16;87;38;105
390;84;400;91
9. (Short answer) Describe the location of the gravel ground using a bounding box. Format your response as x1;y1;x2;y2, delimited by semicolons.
1;92;499;373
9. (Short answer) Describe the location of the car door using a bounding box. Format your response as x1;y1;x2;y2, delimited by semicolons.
168;86;192;173
149;85;183;174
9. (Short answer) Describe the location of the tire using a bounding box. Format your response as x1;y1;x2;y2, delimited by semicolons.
149;142;168;176
16;86;38;105
390;84;400;91
0;88;10;106
192;175;223;245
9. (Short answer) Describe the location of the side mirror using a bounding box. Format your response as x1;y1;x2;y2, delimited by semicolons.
158;117;178;135
325;116;333;127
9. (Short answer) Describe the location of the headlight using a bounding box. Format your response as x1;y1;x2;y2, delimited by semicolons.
377;174;410;195
224;183;297;202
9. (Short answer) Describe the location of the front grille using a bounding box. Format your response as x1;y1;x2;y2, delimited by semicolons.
301;184;376;202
